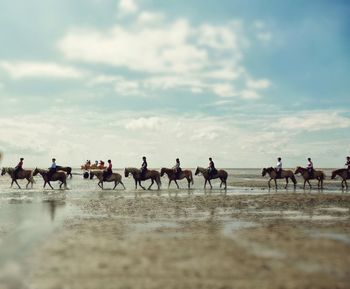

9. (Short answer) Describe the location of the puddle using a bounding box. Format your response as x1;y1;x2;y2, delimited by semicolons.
0;200;73;288
317;207;349;213
130;220;180;234
222;220;256;238
310;232;350;244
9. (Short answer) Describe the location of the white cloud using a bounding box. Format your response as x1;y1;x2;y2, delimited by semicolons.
212;84;237;97
275;112;350;131
118;0;138;15
124;116;164;131
240;89;260;99
58;2;271;100
137;11;164;24
0;109;349;168
0;61;85;79
257;32;272;43
247;78;271;89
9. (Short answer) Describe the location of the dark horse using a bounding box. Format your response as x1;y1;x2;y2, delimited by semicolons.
56;166;73;178
124;167;161;190
331;169;350;189
160;168;194;189
194;167;227;189
262;167;297;189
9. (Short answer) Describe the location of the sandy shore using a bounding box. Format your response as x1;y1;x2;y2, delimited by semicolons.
22;193;350;289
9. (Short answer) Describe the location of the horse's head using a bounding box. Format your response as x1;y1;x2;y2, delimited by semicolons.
33;168;39;176
331;170;337;179
89;171;94;179
124;168;129;177
261;168;267;176
160;168;165;177
1;167;6;176
294;166;302;175
195;167;200;175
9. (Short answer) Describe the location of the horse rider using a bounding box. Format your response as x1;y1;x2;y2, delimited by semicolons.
173;158;182;178
275;157;282;178
47;158;57;181
346;156;350;177
103;159;113;181
95;160;98;166
208;157;217;178
13;157;24;179
140;156;148;179
307;157;314;178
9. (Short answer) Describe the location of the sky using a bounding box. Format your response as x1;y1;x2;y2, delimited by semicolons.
0;0;349;168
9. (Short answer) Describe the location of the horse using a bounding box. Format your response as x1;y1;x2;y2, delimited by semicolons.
56;166;73;178
160;168;194;189
261;167;297;189
1;167;34;189
33;168;67;189
194;167;227;189
294;166;325;189
124;168;161;190
331;169;350;189
89;170;125;190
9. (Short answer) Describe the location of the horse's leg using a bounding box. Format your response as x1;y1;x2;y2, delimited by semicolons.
268;178;272;189
139;181;146;190
303;179;306;189
307;180;312;189
168;179;172;189
204;179;207;189
285;177;289;189
48;182;54;190
135;179;138;189
98;181;102;189
148;179;154;190
208;179;212;189
174;180;179;189
113;181;117;190
120;181;126;190
14;179;21;189
187;177;190;189
274;178;277;190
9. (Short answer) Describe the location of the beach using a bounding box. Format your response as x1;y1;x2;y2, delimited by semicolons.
0;169;349;289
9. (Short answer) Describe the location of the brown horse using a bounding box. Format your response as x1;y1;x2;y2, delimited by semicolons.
331;169;350;189
124;167;161;190
89;170;125;190
262;167;297;189
160;168;194;189
1;167;34;189
33;168;67;189
294;166;325;189
194;167;227;189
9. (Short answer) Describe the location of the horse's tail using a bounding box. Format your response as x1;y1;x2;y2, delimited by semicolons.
30;170;36;184
67;167;72;178
190;171;194;185
321;172;326;180
157;173;162;186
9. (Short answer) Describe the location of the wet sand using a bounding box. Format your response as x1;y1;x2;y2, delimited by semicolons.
26;193;350;289
0;170;349;289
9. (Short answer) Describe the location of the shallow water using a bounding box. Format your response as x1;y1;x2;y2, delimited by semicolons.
0;168;349;288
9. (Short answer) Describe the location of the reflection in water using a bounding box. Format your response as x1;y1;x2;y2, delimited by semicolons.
43;199;66;221
0;200;67;288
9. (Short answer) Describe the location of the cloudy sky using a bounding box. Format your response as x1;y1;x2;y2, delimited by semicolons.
0;0;349;168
